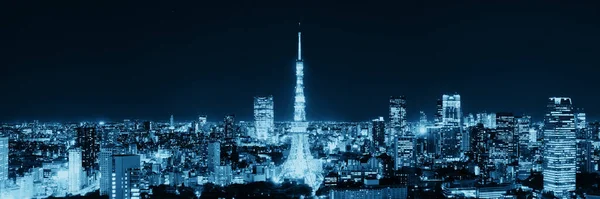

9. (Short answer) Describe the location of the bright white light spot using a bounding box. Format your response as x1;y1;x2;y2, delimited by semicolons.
99;121;105;125
419;126;427;134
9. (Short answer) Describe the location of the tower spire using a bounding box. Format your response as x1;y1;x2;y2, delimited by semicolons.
297;22;301;61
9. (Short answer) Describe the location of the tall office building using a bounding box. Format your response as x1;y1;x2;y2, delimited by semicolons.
574;110;592;173
389;96;407;134
76;127;99;172
496;113;517;163
199;115;208;126
543;97;576;199
441;94;465;154
0;137;8;196
390;96;413;168
254;95;274;141
221;115;237;168
372;117;386;152
208;141;220;173
470;124;491;184
395;134;415;168
111;155;141;199
442;94;461;127
99;148;114;196
68;148;83;194
516;116;532;158
441;127;461;160
224;114;235;138
516;116;532;180
464;113;476;128
575;110;586;130
477;112;497;129
434;99;443;126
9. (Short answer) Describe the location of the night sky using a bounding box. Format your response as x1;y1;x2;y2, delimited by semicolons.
2;0;600;122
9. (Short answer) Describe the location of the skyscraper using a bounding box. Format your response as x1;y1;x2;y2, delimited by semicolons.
0;137;8;196
574;110;592;173
69;148;83;194
390;96;413;168
516;115;531;158
99;148;114;196
76;126;98;172
279;24;323;191
442;94;461;127
254;95;274;141
389;96;407;134
440;127;461;160
208;141;220;173
434;99;443;127
516;115;532;180
111;155;141;199
221;114;237;168
575;110;586;130
543;97;576;199
372;117;386;152
496;113;517;164
441;94;465;156
224;114;235;139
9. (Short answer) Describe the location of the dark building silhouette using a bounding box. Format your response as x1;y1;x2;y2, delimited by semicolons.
76;126;99;172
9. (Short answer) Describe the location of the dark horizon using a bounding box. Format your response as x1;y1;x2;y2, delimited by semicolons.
2;0;600;122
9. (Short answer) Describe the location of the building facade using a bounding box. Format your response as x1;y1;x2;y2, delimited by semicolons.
76;127;99;172
254;95;274;141
543;97;576;199
0;137;8;196
68;148;83;194
111;155;141;199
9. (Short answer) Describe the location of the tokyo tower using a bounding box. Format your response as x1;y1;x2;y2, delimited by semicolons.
277;23;324;191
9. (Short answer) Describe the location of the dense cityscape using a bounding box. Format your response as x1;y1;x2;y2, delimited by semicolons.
0;24;599;199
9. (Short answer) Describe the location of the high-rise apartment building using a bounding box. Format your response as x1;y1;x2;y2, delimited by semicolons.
254;95;274;141
0;137;8;196
111;155;141;199
372;117;386;152
221;115;237;168
68;148;83;194
435;99;443;126
208;141;220;173
543;97;576;199
496;113;517;163
99;148;114;196
516;116;532;180
389;96;407;134
390;96;413;168
76;127;99;172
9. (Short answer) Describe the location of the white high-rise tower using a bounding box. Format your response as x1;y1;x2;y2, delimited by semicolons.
68;148;83;195
0;137;8;197
278;23;323;191
543;97;576;199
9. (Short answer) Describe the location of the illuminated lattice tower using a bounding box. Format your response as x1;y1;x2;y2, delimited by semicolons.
278;24;323;191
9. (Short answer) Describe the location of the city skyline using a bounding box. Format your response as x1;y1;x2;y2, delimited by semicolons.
3;1;600;122
4;1;600;199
